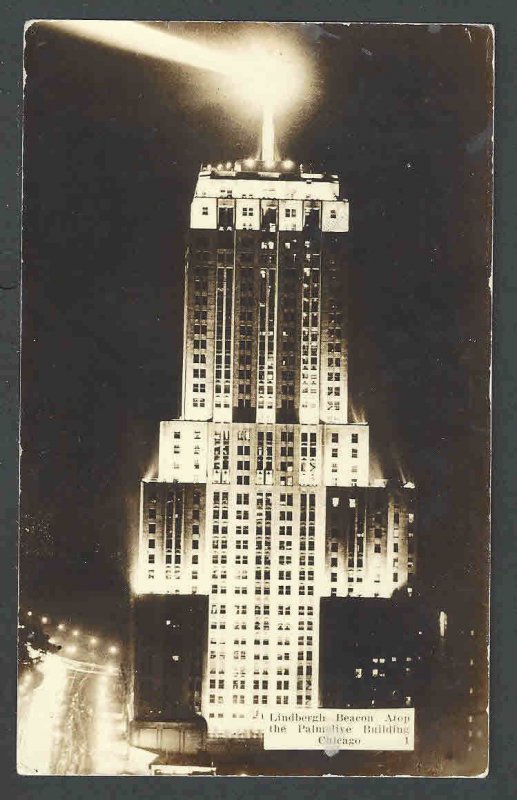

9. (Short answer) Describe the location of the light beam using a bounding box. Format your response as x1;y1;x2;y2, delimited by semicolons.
42;21;307;161
261;101;275;163
43;21;233;76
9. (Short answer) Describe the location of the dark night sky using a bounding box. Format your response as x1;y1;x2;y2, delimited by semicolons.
21;22;492;637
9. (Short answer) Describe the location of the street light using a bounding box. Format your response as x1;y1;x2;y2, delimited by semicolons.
90;637;98;646
108;646;118;655
72;629;79;637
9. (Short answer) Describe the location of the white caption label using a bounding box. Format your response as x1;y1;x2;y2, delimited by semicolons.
263;708;414;751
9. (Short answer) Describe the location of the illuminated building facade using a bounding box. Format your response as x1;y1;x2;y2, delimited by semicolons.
133;159;417;738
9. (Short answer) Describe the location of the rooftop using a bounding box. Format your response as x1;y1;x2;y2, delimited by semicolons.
198;159;339;184
194;160;345;202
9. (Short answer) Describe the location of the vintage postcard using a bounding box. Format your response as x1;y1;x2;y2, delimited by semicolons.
19;21;492;776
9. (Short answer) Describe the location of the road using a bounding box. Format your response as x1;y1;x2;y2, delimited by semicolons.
18;654;129;775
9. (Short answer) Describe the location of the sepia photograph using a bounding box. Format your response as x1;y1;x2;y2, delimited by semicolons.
18;20;492;776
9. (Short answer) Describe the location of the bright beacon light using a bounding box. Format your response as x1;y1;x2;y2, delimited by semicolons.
45;22;307;164
224;40;306;162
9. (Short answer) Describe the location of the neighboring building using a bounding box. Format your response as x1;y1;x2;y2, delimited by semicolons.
414;606;488;775
319;597;436;711
132;594;207;722
132;158;417;739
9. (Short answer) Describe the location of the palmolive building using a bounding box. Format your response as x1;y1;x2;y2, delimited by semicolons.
132;158;417;739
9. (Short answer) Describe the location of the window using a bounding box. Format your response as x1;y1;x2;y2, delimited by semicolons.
202;206;208;215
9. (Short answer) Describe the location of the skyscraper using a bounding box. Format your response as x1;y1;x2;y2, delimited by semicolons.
132;157;416;739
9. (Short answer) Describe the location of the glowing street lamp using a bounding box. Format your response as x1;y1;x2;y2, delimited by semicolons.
89;637;98;647
108;645;119;655
72;629;79;637
41;616;48;624
57;623;65;631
